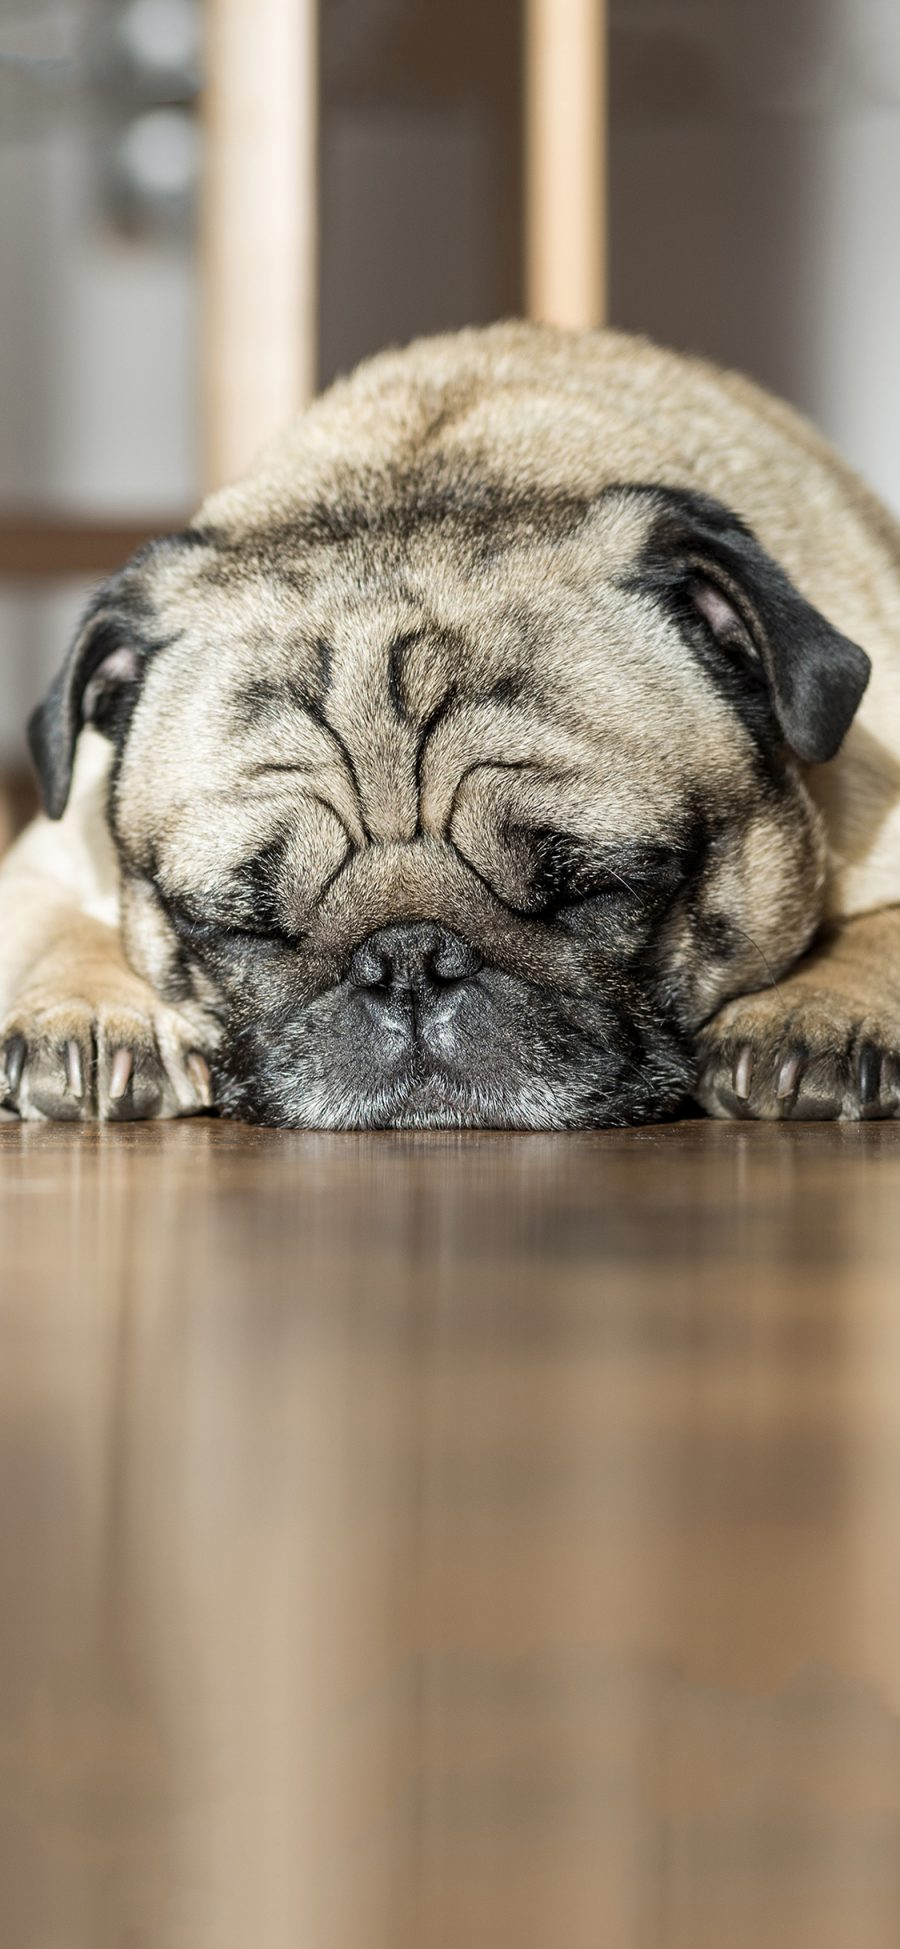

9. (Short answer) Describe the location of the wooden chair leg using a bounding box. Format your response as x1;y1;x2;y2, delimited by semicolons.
524;0;607;330
201;0;319;491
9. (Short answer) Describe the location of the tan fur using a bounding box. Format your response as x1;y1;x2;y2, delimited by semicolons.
697;909;900;1119
0;734;213;1120
3;322;900;1123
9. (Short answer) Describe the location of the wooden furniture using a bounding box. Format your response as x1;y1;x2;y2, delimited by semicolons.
202;0;606;486
525;0;607;327
202;0;319;490
0;514;189;582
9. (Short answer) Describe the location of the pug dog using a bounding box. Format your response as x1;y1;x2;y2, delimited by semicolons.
2;322;899;1128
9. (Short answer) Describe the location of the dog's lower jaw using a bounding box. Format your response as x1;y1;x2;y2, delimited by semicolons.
211;1040;695;1131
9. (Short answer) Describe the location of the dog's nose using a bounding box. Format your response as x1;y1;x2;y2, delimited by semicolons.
349;923;482;1003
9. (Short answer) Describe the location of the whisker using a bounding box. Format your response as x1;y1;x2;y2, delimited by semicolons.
599;864;641;900
728;922;782;995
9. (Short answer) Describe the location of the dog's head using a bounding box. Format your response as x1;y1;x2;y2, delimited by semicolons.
28;343;869;1127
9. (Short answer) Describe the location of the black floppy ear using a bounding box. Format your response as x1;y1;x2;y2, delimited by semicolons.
26;558;160;819
27;595;143;819
644;487;871;764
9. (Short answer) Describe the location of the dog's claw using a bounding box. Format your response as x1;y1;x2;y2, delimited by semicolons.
1;999;214;1122
857;1041;881;1106
109;1048;133;1101
777;1050;804;1099
65;1039;84;1098
733;1045;753;1099
3;1034;26;1096
186;1052;212;1106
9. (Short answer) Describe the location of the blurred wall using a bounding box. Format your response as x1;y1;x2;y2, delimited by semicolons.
319;0;522;385
610;0;900;514
0;0;197;763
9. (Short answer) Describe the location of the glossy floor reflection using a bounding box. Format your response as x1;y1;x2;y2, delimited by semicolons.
2;1119;900;1947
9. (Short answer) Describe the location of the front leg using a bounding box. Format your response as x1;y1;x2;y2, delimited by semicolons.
697;909;900;1120
1;916;214;1123
1;738;216;1123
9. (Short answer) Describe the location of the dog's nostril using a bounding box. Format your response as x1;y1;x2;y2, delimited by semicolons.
427;938;482;984
349;923;482;999
349;940;393;991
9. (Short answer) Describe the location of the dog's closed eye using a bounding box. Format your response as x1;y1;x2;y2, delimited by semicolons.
162;894;302;954
523;829;689;916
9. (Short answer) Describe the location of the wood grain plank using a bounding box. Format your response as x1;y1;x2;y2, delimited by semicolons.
1;1117;899;1944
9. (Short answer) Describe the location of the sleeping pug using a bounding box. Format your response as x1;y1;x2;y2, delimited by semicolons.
2;322;899;1128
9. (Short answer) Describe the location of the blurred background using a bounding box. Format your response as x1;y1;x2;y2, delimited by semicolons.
1;0;900;782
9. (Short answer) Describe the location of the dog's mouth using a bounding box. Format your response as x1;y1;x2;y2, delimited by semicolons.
215;1032;694;1131
350;1063;496;1130
346;1056;587;1130
208;920;696;1128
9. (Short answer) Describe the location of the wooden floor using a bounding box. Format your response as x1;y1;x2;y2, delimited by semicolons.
2;1116;900;1948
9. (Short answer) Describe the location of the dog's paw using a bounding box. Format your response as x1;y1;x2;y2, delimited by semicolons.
0;988;213;1123
695;985;900;1122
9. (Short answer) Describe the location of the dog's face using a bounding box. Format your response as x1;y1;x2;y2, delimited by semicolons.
29;426;869;1128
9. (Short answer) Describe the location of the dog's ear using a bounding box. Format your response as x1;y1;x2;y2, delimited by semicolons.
27;587;147;818
641;487;871;764
25;519;203;821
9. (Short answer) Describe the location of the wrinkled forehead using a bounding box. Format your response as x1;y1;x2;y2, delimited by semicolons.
116;489;750;872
